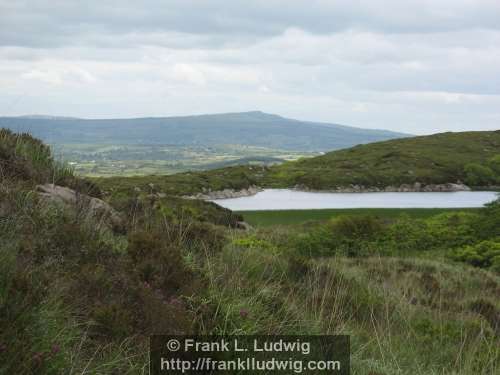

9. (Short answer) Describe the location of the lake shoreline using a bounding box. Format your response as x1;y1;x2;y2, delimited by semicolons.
189;182;474;200
209;189;497;211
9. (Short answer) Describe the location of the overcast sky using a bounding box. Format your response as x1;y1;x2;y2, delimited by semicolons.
1;0;499;134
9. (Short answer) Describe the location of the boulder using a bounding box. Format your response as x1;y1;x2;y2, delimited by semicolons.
236;221;253;231
36;184;125;232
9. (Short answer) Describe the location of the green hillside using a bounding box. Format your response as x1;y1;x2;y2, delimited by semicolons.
268;130;500;189
1;130;499;374
96;130;500;196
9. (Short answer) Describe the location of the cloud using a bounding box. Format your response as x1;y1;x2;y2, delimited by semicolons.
2;1;500;48
0;1;499;134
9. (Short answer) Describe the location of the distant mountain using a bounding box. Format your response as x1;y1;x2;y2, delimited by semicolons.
0;111;409;152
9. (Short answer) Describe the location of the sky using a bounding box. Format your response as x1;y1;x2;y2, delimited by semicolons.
1;0;500;134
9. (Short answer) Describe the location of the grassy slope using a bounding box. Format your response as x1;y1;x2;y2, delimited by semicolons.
95;130;500;196
266;130;500;189
239;208;482;226
208;240;500;374
3;129;500;374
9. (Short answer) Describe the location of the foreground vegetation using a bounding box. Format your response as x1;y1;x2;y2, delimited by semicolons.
1;129;499;374
238;208;482;227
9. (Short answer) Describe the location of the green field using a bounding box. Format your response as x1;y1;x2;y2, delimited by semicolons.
52;143;315;177
239;207;482;226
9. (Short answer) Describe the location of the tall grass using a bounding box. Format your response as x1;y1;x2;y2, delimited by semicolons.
200;230;499;374
0;129;74;185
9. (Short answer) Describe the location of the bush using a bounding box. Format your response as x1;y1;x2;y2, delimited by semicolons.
384;216;432;252
451;240;500;272
488;155;500;182
474;198;500;240
127;230;193;295
464;163;495;186
292;215;385;257
469;298;500;334
286;253;311;280
183;221;227;254
425;212;479;248
330;215;385;240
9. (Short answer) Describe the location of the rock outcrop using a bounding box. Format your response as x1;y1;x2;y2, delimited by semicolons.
295;182;471;193
36;184;125;232
185;185;262;200
184;182;472;202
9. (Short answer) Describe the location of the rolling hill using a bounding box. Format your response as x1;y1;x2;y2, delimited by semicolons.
95;130;500;196
0;111;408;152
267;130;500;189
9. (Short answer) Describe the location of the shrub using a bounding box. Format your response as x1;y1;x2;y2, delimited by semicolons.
330;215;385;240
469;298;500;334
425;212;479;248
384;216;432;252
183;222;227;254
464;163;495;186
451;240;500;272
292;215;385;257
127;230;193;295
488;155;500;182
232;236;276;252
474;197;500;240
286;253;311;280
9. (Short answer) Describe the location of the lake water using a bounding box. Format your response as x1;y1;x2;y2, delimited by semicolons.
211;189;498;211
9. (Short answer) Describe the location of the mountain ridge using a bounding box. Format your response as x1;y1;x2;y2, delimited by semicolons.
0;111;410;152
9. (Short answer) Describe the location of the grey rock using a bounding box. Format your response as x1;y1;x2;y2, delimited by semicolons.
184;185;263;200
37;184;124;232
236;221;253;231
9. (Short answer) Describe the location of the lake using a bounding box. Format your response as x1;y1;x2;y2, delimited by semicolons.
211;189;498;211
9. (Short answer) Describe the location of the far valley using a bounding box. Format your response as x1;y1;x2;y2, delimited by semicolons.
52;143;316;176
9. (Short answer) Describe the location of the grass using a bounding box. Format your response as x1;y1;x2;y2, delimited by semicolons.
2;129;500;374
51;143;314;177
268;130;500;189
203;233;500;374
94;130;500;198
238;208;482;226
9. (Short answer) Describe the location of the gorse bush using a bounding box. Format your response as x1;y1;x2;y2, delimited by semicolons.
287;203;500;261
127;230;194;295
451;241;500;273
384;211;480;253
291;215;386;257
464;163;496;186
330;215;385;240
489;155;500;178
474;197;500;240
